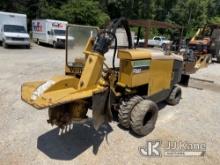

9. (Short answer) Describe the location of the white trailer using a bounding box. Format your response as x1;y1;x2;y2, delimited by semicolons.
32;19;68;48
0;11;30;48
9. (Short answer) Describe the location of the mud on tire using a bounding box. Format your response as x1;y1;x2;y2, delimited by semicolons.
166;85;182;105
130;100;158;136
2;40;7;48
118;96;143;129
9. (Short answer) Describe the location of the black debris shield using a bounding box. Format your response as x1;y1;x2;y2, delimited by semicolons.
92;87;112;130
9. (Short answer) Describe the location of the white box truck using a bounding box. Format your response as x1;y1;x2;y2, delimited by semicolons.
0;11;30;48
32;19;68;48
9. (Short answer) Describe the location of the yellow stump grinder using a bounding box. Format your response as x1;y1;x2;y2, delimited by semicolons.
21;18;183;136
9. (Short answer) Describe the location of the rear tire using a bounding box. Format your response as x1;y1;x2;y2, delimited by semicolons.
130;100;158;136
118;96;143;129
37;39;40;45
166;85;182;105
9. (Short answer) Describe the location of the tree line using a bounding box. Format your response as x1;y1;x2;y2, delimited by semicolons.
1;0;220;37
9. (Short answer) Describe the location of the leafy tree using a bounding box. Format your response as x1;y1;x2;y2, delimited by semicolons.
209;17;220;24
0;0;220;37
61;0;110;26
170;0;209;37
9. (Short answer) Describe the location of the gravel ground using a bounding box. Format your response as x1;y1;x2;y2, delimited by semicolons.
0;43;220;165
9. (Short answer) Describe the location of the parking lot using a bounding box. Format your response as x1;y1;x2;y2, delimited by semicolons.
0;43;220;165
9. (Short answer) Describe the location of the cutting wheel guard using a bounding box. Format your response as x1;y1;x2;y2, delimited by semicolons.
92;87;112;130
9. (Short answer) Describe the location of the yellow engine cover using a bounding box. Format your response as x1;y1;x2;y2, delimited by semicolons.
117;49;182;96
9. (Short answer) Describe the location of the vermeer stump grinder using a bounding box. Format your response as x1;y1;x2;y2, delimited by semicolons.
21;18;183;136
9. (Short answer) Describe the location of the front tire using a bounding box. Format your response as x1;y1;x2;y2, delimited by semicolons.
26;45;30;49
130;99;158;136
118;96;143;129
53;41;57;48
2;40;7;48
166;85;182;105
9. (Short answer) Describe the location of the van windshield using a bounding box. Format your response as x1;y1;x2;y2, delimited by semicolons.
54;30;65;36
4;25;26;33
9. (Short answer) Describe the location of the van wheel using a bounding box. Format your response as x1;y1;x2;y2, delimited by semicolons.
53;41;57;48
166;85;182;105
2;41;7;48
118;96;143;129
26;45;30;49
37;39;40;45
130;99;158;136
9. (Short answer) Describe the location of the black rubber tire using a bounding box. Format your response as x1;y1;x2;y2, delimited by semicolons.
118;96;143;129
26;45;30;49
166;85;182;105
53;41;57;48
37;39;40;45
130;100;158;136
217;56;220;63
2;40;7;48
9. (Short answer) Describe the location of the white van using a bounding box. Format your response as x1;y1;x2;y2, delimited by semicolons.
0;11;30;48
32;19;68;48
